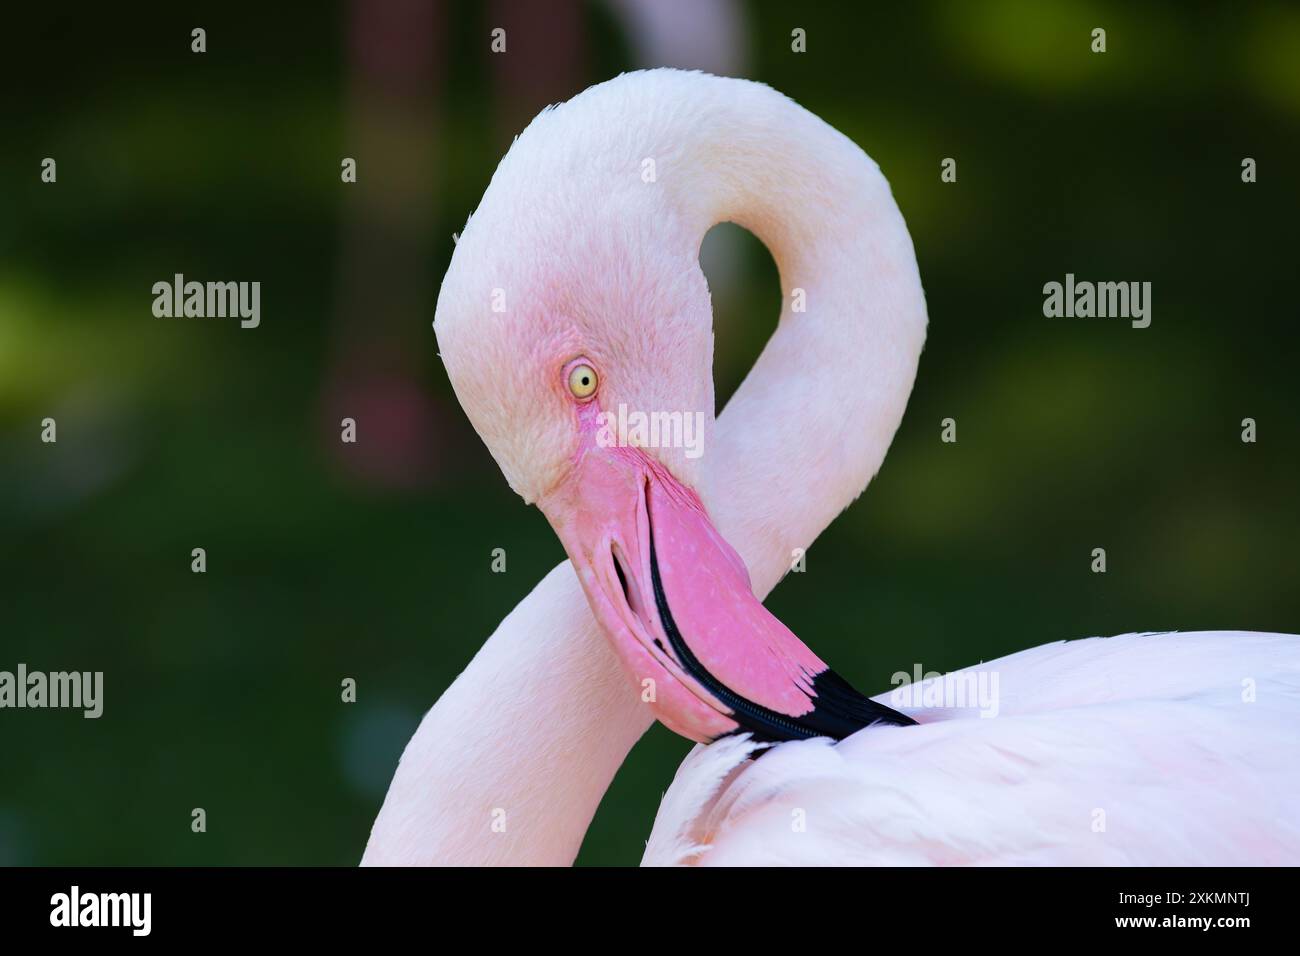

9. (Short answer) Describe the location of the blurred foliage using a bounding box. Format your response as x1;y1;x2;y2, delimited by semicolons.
0;1;1297;866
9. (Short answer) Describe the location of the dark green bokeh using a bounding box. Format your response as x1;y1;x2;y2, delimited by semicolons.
1;1;1297;866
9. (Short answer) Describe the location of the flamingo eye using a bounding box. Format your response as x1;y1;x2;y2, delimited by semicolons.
567;363;598;400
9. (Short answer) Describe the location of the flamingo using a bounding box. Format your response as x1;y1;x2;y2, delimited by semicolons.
363;69;1300;866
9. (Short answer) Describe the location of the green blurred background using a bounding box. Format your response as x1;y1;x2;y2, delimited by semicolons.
2;1;1297;865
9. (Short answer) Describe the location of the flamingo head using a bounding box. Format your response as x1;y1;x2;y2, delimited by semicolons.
434;74;915;744
435;176;737;741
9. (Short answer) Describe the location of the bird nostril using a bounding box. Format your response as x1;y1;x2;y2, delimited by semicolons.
612;548;632;607
611;542;650;623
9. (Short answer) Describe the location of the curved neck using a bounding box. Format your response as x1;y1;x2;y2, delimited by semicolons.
363;562;650;866
672;77;928;596
364;74;926;866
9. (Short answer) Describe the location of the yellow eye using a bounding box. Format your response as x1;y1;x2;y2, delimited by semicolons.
567;363;598;400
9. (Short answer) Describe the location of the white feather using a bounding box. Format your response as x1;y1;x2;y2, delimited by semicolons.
641;734;764;866
643;631;1300;865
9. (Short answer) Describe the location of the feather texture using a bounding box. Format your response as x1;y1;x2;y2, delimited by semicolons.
643;631;1300;865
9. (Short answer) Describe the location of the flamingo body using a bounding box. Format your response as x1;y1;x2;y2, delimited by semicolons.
646;631;1300;865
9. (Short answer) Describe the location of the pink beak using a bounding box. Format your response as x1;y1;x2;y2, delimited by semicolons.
539;438;915;745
